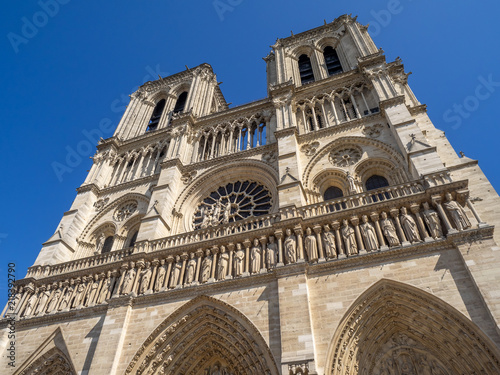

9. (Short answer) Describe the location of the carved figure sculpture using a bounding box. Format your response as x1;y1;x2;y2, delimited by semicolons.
212;200;222;226
46;289;61;313
360;215;378;251
121;266;136;295
35;288;50;315
400;207;422;243
422;202;443;238
155;260;167;292
169;256;182;288
284;228;297;264
341;219;357;255
223;201;231;224
266;236;277;268
304;227;318;261
98;276;112;303
201;250;212;283
443;192;471;230
59;283;73;311
87;276;100;305
234;243;245;276
96;233;106;254
322;225;337;258
23;291;38;317
186;253;197;284
139;263;152;295
200;207;210;229
380;211;400;247
346;171;357;194
217;246;229;280
73;283;86;307
250;239;261;274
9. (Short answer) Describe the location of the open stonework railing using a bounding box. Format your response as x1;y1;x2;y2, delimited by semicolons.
25;247;133;279
4;182;489;322
293;182;424;220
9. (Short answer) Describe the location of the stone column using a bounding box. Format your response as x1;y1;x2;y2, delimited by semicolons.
313;224;325;262
130;261;143;296
275;229;284;267
259;236;268;273
17;284;34;317
431;195;455;234
351;216;366;255
179;253;188;287
163;256;174;289
370;212;388;250
390;208;409;246
227;243;234;279
294;226;305;262
209;247;219;282
243;239;251;276
332;221;346;258
465;197;487;227
410;203;432;242
194;249;203;284
149;259;159;291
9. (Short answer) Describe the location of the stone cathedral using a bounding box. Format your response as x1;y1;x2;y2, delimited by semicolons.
3;14;500;375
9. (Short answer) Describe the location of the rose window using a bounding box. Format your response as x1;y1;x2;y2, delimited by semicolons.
329;147;362;167
193;181;272;230
114;201;138;222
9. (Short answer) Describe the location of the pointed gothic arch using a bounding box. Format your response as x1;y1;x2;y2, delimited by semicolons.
125;295;280;375
324;279;500;375
14;327;77;375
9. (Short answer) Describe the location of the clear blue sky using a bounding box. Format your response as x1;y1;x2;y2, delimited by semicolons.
1;0;499;307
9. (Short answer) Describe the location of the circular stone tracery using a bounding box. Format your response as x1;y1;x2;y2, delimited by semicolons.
328;146;362;167
193;181;272;230
114;201;138;222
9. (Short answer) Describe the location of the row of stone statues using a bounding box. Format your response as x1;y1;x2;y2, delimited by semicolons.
8;197;472;319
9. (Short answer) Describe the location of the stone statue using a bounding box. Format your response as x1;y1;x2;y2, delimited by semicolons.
87;276;100;305
212;200;222;226
217;246;229;280
346;171;357;194
46;288;61;313
250;239;261;274
73;283;86;307
284;228;297;264
200;207;210;229
304;227;318;261
266;236;277;268
234;243;245;276
186;253;197;284
98;276;112;303
201;250;212;283
169;256;182;288
400;207;421;243
223;201;231;224
380;211;400;247
23;291;38;317
422;202;443;238
59;283;73;311
35;288;50;315
96;233;106;254
121;266;136;295
443;192;471;230
322;225;337;258
360;215;378;251
139;263;152;295
341;219;357;255
155;259;167;292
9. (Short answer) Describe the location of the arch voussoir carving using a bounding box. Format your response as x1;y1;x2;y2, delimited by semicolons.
325;279;500;375
125;295;279;375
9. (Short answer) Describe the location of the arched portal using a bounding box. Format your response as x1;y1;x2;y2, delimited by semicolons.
325;279;500;375
125;295;279;375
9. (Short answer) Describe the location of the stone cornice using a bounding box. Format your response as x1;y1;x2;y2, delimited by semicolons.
275;127;298;139
357;49;386;69
294;69;362;98
408;104;427;116
379;95;406;111
98;174;158;196
76;183;100;195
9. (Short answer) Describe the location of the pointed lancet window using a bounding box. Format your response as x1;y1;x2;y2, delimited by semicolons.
173;91;188;113
147;99;166;132
323;46;343;76
298;54;314;85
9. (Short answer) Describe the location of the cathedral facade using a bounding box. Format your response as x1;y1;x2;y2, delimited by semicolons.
2;14;500;375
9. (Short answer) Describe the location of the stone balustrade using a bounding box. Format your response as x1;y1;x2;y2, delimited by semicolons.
3;184;487;321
